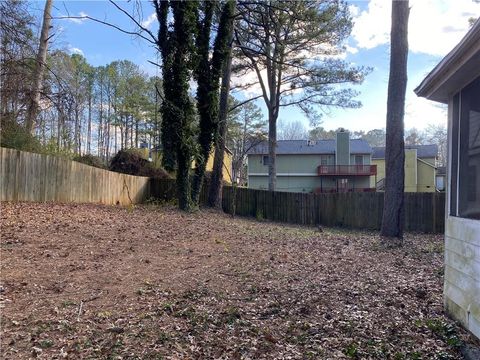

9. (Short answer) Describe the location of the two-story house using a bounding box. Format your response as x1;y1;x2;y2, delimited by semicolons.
247;130;376;193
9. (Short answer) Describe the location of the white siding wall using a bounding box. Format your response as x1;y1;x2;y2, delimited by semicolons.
444;97;480;339
444;217;480;339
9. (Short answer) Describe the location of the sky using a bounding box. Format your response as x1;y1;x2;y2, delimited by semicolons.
30;0;480;132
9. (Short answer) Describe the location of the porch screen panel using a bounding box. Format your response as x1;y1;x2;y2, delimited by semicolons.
450;93;459;216
458;76;480;219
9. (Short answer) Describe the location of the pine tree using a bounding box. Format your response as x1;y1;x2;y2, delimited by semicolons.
381;0;410;241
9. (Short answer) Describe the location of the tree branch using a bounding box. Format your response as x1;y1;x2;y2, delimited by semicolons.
108;0;158;43
228;95;263;113
52;16;156;45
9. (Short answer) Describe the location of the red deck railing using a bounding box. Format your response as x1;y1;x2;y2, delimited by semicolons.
317;165;377;176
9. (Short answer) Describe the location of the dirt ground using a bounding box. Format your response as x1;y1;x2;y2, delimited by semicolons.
1;202;478;359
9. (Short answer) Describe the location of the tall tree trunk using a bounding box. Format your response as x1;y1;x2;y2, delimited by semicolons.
239;112;248;185
380;0;409;241
98;83;104;158
267;112;277;191
40;115;46;143
154;83;159;150
120;117;124;150
135;116;139;148
130;115;134;148
87;93;92;154
106;94;111;159
190;2;215;206
191;0;234;206
106;112;110;159
113;124;117;155
74;106;80;154
58;108;63;149
156;0;176;172
208;37;234;208
125;114;129;149
25;0;52;134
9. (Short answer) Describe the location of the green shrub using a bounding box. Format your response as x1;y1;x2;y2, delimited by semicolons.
0;116;43;153
256;208;264;221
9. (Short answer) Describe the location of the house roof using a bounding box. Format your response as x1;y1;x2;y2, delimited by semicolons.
372;144;438;159
247;139;372;155
414;19;480;103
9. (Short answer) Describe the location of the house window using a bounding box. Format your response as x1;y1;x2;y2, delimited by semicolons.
262;155;271;166
320;155;334;165
355;155;363;165
451;76;480;220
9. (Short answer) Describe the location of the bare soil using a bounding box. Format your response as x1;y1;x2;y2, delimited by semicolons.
1;202;478;359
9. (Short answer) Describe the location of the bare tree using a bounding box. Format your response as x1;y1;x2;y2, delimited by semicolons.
381;0;410;241
362;128;386;147
0;0;35;121
25;0;53;134
424;123;447;166
404;127;425;145
278;120;308;140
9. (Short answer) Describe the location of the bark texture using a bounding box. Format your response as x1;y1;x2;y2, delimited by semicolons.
381;0;410;240
191;0;235;206
25;0;52;134
208;37;234;208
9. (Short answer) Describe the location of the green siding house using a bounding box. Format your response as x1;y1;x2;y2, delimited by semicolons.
247;130;376;193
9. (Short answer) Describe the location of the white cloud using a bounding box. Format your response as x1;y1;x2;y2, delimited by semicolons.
141;12;157;29
351;0;480;56
230;63;267;98
67;45;84;56
350;0;390;50
320;85;448;132
404;96;447;129
345;45;358;55
64;11;89;24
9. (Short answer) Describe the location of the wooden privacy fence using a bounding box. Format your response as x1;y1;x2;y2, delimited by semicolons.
151;179;445;233
0;147;150;205
0;148;445;233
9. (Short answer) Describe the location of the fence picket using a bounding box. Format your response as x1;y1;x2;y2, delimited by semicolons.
0;147;445;233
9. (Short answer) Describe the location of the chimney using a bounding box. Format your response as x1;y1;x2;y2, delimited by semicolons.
336;129;350;165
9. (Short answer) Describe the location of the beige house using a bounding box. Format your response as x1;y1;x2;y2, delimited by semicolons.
415;19;480;339
371;145;438;192
150;146;233;183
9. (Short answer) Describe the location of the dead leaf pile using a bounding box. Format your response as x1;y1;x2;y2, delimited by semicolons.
1;202;478;359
